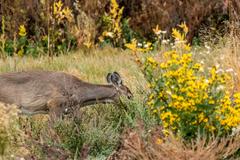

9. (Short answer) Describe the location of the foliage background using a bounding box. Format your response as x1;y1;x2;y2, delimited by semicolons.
1;0;239;46
1;0;240;159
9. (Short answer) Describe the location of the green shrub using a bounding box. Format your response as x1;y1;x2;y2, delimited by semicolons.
126;23;240;139
0;1;77;57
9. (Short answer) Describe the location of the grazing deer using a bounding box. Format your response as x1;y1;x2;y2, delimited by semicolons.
0;71;133;118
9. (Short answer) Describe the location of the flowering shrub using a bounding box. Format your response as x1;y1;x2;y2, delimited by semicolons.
46;0;76;56
53;1;73;24
98;0;126;47
0;0;76;57
126;23;240;139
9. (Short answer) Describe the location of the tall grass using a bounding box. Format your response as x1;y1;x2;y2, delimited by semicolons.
1;40;240;159
0;103;27;160
0;47;154;159
109;128;240;160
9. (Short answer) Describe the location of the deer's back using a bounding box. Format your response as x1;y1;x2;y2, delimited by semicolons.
0;71;84;111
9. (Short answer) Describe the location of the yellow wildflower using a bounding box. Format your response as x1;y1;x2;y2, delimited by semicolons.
18;25;27;37
156;138;163;145
172;28;184;41
17;46;24;57
63;7;73;22
125;39;137;52
153;25;161;35
55;0;63;9
184;43;191;51
178;22;189;34
162;129;169;136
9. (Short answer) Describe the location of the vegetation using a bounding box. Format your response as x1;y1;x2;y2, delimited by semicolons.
0;104;22;157
0;48;152;159
128;24;240;139
0;0;76;57
1;0;240;159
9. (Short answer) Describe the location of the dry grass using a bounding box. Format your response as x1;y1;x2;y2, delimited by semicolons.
192;35;240;92
0;47;148;159
192;2;240;92
0;103;29;159
109;127;240;160
219;36;240;92
0;47;146;97
1;43;240;159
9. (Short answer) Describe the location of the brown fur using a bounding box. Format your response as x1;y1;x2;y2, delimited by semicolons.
0;71;132;118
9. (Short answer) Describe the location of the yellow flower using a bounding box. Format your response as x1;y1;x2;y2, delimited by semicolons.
191;121;197;125
153;25;161;35
56;0;63;9
172;28;184;41
198;112;205;123
18;25;27;37
149;93;154;100
160;62;167;69
234;93;240;99
17;46;24;57
209;100;215;104
100;0;123;44
192;63;201;70
203;118;208;123
63;7;73;22
147;100;154;106
54;1;63;15
110;0;119;13
206;125;216;132
147;57;156;64
184;43;191;51
125;39;137;52
178;22;189;34
53;1;73;23
162;129;169;136
156;138;163;145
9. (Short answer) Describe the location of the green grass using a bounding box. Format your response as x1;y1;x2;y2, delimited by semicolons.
0;47;155;159
1;39;240;159
0;47;147;96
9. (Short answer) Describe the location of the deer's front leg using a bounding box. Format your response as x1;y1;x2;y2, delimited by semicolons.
47;97;69;121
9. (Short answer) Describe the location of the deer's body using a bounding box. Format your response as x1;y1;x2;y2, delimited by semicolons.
0;71;132;118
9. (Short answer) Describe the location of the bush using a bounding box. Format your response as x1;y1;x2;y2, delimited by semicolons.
0;0;77;57
98;0;139;48
98;0;124;47
126;23;240;139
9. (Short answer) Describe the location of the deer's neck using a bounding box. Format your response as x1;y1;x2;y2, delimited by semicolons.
74;84;118;107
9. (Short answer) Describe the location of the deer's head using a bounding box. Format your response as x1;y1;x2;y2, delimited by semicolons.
107;72;133;100
63;72;133;116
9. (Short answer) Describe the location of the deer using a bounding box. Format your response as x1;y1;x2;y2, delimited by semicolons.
0;71;133;119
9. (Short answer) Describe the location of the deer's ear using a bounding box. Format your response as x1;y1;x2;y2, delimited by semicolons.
106;72;122;86
106;73;112;84
113;72;120;78
111;72;122;85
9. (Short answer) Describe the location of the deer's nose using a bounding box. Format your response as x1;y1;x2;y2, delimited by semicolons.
127;93;133;99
